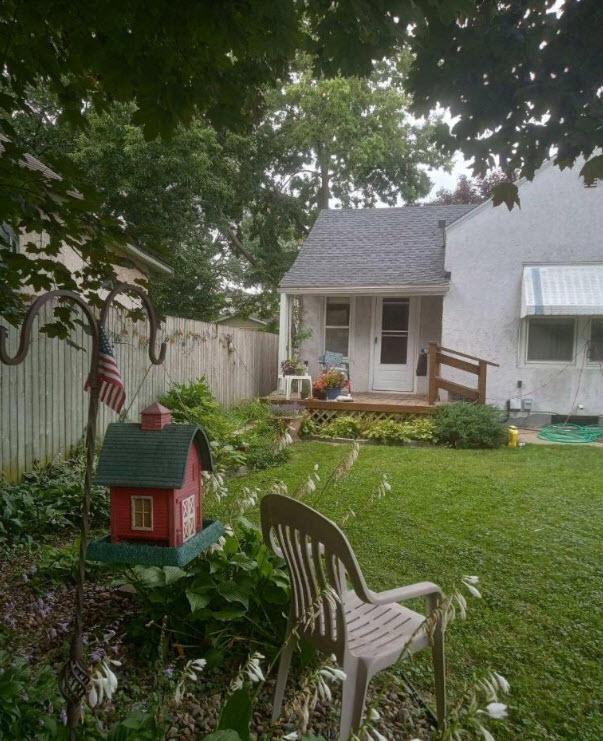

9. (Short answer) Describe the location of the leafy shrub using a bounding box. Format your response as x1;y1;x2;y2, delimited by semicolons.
434;403;506;449
0;648;64;739
160;377;231;442
299;417;318;437
363;417;436;444
124;518;290;665
320;415;362;439
0;452;108;547
161;381;289;472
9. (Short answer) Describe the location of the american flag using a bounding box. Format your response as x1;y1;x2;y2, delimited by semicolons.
85;327;126;413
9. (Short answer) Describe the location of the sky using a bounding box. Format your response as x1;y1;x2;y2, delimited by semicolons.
425;151;473;198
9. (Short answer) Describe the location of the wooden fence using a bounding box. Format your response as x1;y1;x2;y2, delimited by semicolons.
0;303;278;480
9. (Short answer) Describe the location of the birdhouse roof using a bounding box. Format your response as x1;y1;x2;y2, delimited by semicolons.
96;423;213;489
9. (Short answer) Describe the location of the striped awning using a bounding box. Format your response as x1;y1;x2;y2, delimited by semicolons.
521;264;603;317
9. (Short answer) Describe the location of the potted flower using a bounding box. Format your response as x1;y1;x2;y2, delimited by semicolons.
281;358;305;376
320;369;347;400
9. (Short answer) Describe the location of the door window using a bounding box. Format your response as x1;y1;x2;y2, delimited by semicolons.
380;299;409;364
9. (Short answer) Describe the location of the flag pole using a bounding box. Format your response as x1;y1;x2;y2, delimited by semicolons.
0;285;166;737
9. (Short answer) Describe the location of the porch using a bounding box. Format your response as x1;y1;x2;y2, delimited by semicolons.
267;391;436;415
278;288;497;403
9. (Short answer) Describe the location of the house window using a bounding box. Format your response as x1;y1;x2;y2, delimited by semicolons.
589;319;603;362
325;298;350;356
526;318;575;362
131;496;153;530
0;223;18;253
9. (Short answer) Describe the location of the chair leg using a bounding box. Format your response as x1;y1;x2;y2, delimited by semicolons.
339;657;369;741
271;637;295;723
431;625;447;728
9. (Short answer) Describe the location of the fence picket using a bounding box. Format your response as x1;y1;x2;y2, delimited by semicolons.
0;307;277;480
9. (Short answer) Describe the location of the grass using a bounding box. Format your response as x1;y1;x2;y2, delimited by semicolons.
225;441;603;740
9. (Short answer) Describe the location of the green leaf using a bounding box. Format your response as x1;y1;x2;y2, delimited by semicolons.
217;582;250;608
212;607;247;621
163;566;188;585
491;181;521;211
580;156;603;187
217;688;252;741
186;589;212;612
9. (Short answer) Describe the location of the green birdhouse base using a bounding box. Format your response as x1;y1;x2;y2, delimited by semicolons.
87;519;225;567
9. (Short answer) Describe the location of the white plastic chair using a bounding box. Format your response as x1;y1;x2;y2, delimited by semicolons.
261;494;446;740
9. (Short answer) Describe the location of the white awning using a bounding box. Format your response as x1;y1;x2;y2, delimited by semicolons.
521;264;603;317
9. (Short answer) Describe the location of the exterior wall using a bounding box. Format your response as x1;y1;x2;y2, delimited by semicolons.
417;296;443;394
298;294;443;393
442;161;603;416
17;232;150;309
299;295;324;381
110;488;171;544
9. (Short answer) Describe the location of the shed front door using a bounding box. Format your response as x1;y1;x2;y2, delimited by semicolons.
371;297;417;392
182;495;196;542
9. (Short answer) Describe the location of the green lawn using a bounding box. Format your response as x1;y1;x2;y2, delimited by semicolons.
226;441;603;740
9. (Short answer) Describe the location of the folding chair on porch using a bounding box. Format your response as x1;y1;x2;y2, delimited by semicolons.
261;494;446;740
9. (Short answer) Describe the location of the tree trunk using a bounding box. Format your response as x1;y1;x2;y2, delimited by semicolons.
318;145;330;210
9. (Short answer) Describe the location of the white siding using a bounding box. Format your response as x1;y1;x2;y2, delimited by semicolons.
443;161;603;416
298;294;443;392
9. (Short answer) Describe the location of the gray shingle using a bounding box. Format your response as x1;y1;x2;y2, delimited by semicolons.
280;205;477;289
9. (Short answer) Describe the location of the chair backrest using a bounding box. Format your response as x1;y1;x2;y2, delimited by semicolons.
261;494;370;661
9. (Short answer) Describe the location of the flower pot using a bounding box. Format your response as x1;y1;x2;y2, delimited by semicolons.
326;387;342;400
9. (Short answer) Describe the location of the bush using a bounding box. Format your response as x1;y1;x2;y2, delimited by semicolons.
124;517;290;666
161;380;290;472
320;415;362;439
160;377;231;442
434;403;506;449
0;647;64;739
0;452;108;547
363;417;436;444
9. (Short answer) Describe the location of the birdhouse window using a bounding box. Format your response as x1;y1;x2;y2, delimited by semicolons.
131;496;153;530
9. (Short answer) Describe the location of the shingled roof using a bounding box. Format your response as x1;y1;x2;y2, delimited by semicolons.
280;205;477;289
96;423;213;489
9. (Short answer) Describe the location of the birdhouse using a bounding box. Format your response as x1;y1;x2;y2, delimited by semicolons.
88;403;224;566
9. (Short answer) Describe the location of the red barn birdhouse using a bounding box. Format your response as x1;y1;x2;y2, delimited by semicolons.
89;403;223;566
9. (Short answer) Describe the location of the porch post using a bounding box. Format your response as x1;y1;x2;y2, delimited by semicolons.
278;292;291;372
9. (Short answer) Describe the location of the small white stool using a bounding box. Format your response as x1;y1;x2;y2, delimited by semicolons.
280;374;312;400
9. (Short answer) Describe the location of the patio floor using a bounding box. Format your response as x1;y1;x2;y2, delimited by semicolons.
266;391;438;415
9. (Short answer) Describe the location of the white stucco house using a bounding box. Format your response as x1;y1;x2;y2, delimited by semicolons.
278;161;603;421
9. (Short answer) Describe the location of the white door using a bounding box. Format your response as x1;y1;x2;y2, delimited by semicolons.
371;297;417;392
182;495;196;542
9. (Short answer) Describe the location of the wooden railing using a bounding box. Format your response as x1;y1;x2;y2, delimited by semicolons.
427;342;499;405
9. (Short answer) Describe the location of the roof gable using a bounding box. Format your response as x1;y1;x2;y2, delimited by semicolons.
280;205;476;290
96;423;213;489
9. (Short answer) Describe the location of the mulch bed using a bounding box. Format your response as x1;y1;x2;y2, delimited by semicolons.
0;541;434;740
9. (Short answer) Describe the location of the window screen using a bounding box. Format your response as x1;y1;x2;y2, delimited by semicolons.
527;318;575;362
325;298;350;356
589;319;603;362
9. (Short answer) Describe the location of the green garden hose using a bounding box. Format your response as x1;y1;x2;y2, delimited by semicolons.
538;424;603;444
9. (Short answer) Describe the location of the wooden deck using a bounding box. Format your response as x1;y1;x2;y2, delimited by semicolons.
267;391;437;415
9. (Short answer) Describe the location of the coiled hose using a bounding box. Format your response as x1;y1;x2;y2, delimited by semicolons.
537;424;603;444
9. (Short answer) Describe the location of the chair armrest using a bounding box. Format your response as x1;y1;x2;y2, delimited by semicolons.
367;581;442;606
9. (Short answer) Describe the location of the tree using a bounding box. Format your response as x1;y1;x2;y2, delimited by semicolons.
2;0;466;324
408;0;603;208
431;171;508;205
258;55;450;212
